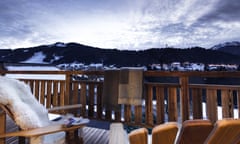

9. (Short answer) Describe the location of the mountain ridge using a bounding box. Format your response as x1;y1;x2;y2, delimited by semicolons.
1;42;240;67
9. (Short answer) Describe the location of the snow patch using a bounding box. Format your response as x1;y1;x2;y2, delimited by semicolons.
50;55;63;63
48;42;66;48
55;42;66;47
21;52;48;64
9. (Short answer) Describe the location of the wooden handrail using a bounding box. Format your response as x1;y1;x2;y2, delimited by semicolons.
48;104;82;112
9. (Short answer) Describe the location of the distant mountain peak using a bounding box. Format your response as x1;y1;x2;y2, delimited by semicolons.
48;42;67;48
211;41;240;50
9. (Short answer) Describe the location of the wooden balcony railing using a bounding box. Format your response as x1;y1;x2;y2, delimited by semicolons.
1;70;240;131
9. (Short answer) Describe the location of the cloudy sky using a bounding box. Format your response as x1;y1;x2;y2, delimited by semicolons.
0;0;240;50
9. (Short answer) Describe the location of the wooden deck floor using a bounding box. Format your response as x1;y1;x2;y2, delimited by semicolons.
4;116;110;144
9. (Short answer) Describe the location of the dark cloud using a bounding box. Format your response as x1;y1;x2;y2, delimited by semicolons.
198;0;240;22
0;1;33;36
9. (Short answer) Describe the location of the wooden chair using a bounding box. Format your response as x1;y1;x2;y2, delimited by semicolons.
152;122;178;144
129;128;148;144
204;119;240;144
176;119;214;144
0;103;86;144
0;76;87;144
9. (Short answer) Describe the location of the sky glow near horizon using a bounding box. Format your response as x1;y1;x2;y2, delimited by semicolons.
0;0;240;50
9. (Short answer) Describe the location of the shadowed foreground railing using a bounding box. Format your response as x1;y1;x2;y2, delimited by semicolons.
1;70;240;133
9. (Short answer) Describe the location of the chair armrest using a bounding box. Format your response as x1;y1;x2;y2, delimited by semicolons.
0;123;85;138
47;104;82;112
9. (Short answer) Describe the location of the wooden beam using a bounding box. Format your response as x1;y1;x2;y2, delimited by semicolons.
0;110;6;144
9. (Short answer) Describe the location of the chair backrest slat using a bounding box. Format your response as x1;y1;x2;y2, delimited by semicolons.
176;119;214;144
152;122;178;144
204;119;240;144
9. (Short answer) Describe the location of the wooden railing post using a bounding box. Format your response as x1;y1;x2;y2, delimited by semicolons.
0;110;6;144
156;87;165;124
180;76;189;122
222;90;234;118
124;105;131;123
80;83;87;117
191;88;203;119
88;83;95;118
206;89;217;123
145;84;153;126
134;105;142;124
65;72;72;106
97;83;103;119
168;87;178;121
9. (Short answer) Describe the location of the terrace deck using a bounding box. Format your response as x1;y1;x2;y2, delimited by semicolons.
5;116;109;144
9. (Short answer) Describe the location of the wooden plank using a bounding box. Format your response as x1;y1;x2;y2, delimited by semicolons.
206;89;217;123
0;111;6;144
72;82;79;105
65;74;72;106
180;76;189;122
80;83;87;117
40;80;46;106
71;82;79;116
221;90;234;118
53;81;59;107
48;104;82;112
60;81;65;106
168;87;178;121
124;105;131;123
145;85;153;126
34;80;40;101
81;127;109;144
156;87;165;124
97;83;103;119
191;88;203;119
88;83;95;118
0;124;86;138
29;80;34;93
46;81;52;108
134;105;142;124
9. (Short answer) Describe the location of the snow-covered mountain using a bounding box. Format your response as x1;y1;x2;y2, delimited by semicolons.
211;41;240;56
1;42;240;66
211;41;240;50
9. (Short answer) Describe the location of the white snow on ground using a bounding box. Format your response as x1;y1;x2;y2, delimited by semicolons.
21;52;48;64
7;66;59;71
5;66;65;80
202;103;239;119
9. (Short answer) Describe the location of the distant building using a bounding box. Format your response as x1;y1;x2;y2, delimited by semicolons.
171;62;184;71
